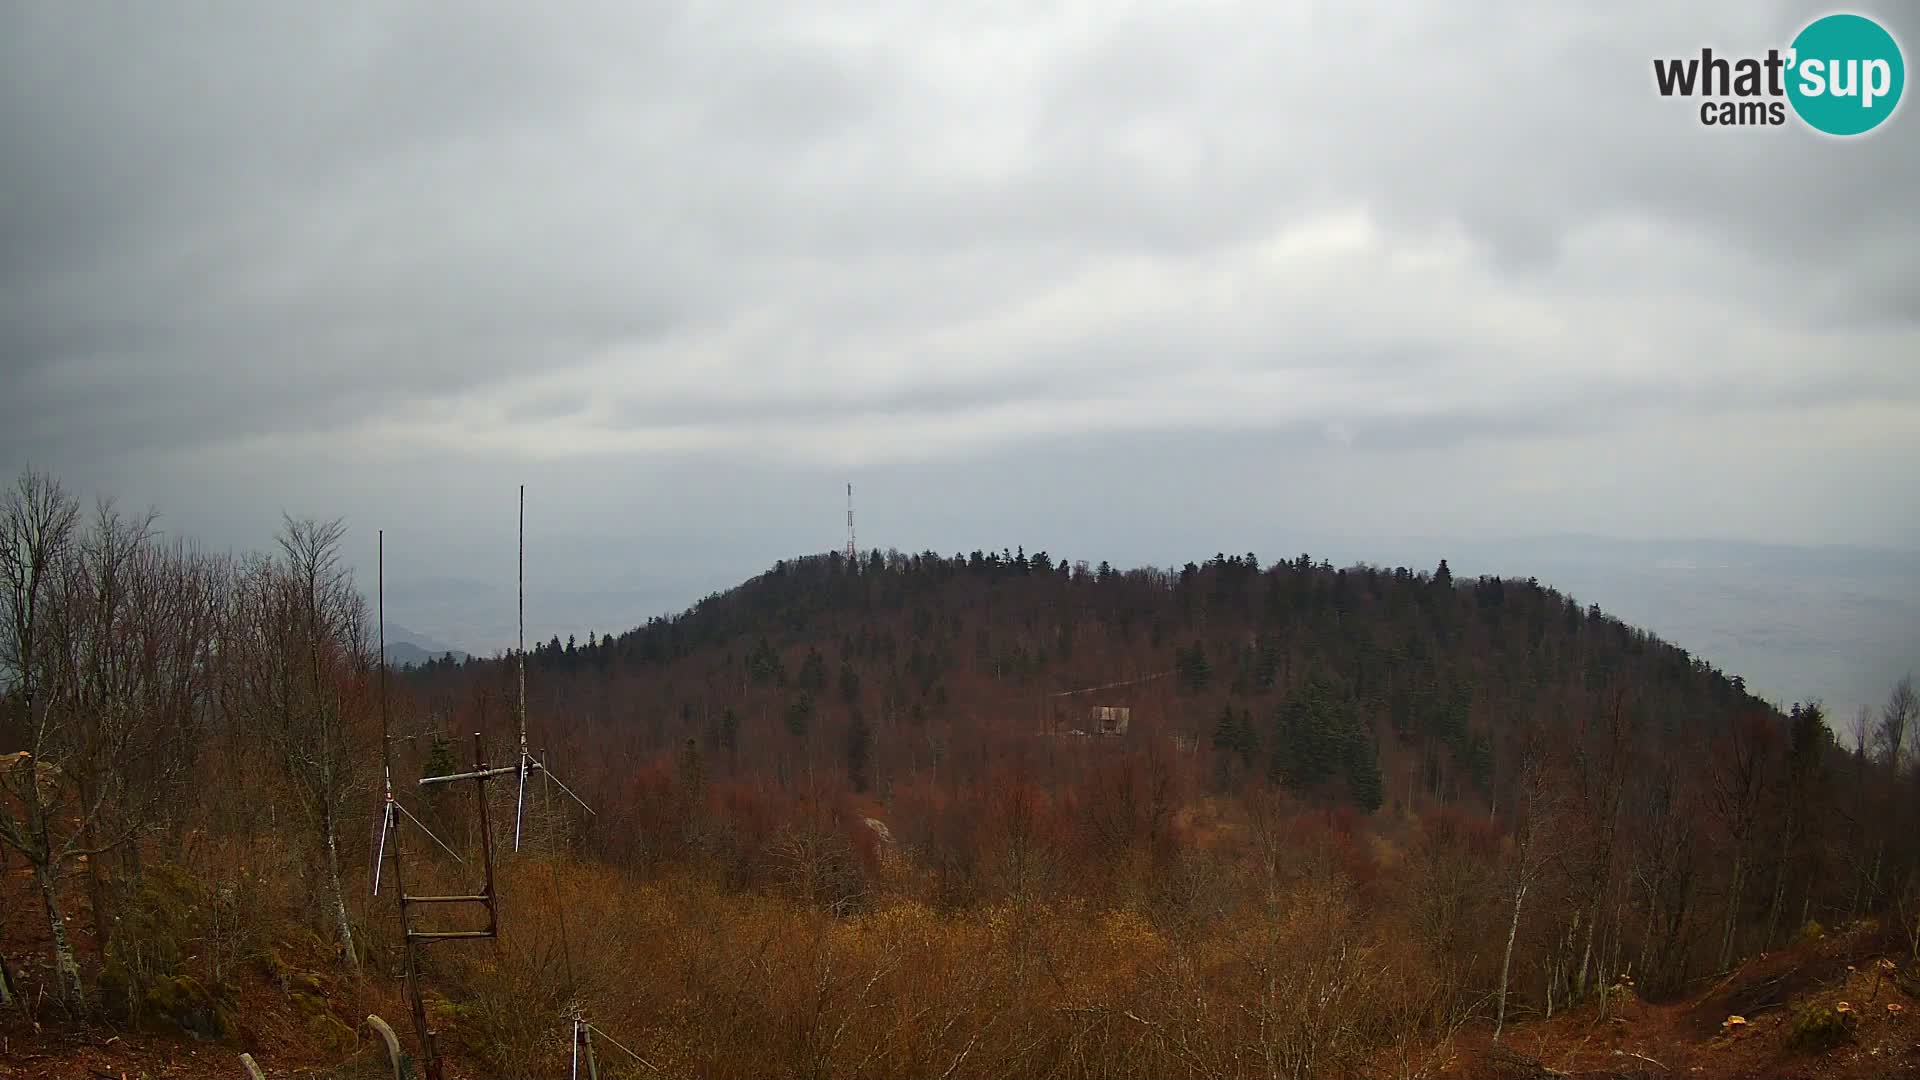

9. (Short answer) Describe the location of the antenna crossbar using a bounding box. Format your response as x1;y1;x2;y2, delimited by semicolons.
420;763;519;786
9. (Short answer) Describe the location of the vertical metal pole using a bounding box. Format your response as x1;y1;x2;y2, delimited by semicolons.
516;485;530;850
473;731;499;937
379;530;390;747
515;753;528;851
375;531;393;896
373;800;391;895
518;485;528;758
387;774;441;1080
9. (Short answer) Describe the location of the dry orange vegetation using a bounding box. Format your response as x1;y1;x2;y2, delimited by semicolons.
9;827;1920;1078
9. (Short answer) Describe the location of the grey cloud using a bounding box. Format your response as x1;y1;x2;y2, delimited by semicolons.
1;0;1916;629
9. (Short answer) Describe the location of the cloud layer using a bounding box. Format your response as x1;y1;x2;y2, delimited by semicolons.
4;2;1917;624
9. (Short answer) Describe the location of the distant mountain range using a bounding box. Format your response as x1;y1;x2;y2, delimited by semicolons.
381;622;469;668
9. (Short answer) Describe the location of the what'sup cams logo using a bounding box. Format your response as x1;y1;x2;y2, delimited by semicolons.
1654;13;1905;134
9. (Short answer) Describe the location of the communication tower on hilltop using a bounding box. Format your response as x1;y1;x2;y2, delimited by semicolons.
846;482;857;561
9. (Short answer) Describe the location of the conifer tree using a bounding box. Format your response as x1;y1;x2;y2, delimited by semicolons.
1212;703;1241;758
748;636;785;686
839;659;861;704
786;691;814;737
846;709;873;792
1177;640;1212;693
1273;675;1340;789
1344;728;1385;812
1212;703;1258;766
798;646;829;693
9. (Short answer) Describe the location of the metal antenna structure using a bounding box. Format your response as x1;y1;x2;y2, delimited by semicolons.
845;482;856;562
511;484;593;851
373;531;505;1080
372;529;462;895
572;1010;659;1078
368;521;633;1079
399;728;508;1080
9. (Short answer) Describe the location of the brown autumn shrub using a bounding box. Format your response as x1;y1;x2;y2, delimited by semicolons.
434;937;575;1076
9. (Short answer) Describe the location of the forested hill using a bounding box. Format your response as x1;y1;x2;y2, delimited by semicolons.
395;546;1907;1017
406;547;1771;820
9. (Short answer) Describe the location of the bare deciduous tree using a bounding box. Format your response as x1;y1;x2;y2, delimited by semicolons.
1877;676;1917;775
1708;711;1775;973
223;516;371;969
1493;729;1557;1043
1;474;227;1013
0;470;87;1008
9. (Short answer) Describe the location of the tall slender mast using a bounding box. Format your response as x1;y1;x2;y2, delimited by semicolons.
515;484;530;847
846;482;856;562
375;532;392;892
373;530;463;899
380;530;389;748
508;483;593;851
518;484;528;758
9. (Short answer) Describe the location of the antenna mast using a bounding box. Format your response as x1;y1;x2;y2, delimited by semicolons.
379;499;626;1078
517;484;529;837
846;482;856;562
377;530;393;889
511;484;593;850
380;531;389;749
374;528;477;1080
374;532;462;895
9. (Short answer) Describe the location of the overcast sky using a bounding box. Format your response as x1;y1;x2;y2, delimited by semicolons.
3;3;1917;679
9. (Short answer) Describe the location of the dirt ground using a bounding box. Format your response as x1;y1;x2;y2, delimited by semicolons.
1438;923;1920;1080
